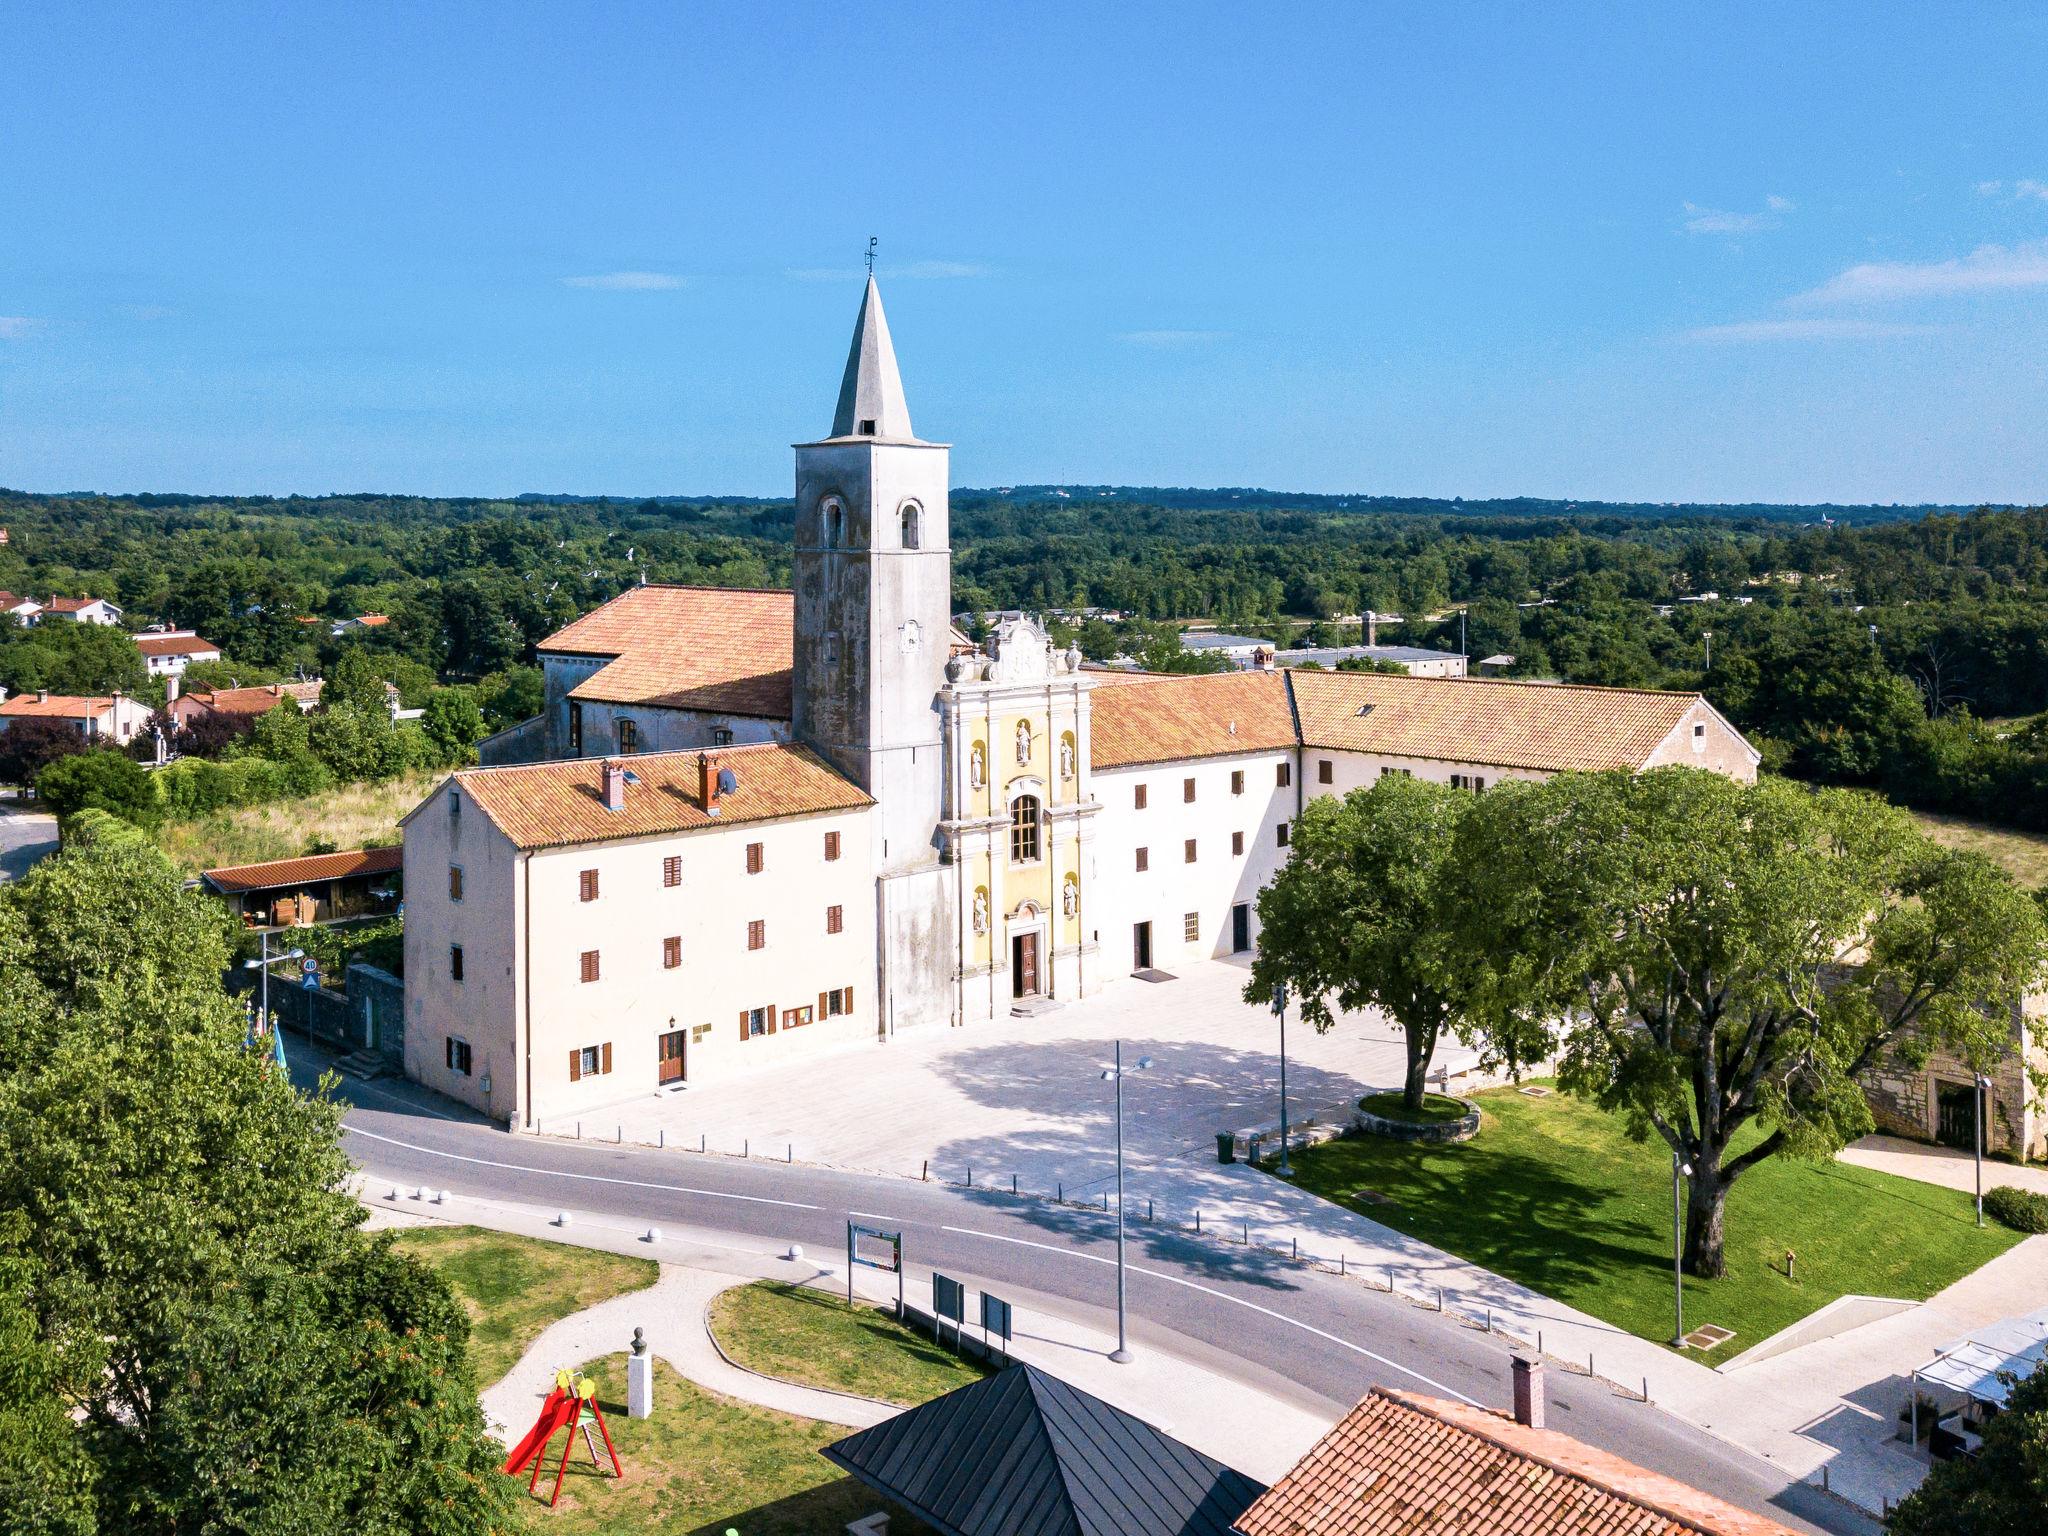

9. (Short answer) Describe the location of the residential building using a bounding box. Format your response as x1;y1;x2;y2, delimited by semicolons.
0;689;150;745
1236;1359;1798;1536
136;629;223;677
1178;630;1271;666
400;277;1760;1123
1276;644;1468;677
202;845;403;928
38;595;123;625
168;679;324;730
0;592;44;623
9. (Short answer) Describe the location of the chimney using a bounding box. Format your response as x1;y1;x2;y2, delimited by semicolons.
601;760;627;813
1511;1354;1545;1429
1365;610;1379;647
269;683;282;696
698;752;718;814
37;689;49;703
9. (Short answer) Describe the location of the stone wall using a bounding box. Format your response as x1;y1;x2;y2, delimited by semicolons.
1860;1001;2041;1159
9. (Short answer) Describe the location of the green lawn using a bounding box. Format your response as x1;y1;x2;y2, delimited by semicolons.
1277;1083;2023;1363
389;1226;658;1385
1359;1090;1471;1124
534;1356;929;1535
707;1281;991;1406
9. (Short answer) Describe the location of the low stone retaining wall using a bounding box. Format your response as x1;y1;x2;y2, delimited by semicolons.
1353;1096;1480;1144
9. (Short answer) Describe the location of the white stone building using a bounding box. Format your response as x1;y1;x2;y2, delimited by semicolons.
401;277;1761;1126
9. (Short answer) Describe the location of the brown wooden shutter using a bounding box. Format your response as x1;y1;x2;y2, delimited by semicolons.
739;1009;749;1040
844;986;854;1014
569;1049;581;1082
601;1042;612;1075
766;1006;778;1035
818;990;829;1017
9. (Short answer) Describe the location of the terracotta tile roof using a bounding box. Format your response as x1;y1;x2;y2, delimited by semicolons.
1287;669;1702;773
182;681;324;716
1236;1389;1799;1536
44;595;118;614
446;741;870;851
349;613;389;627
541;585;795;719
1090;670;1298;768
0;693;113;719
137;632;222;658
202;844;403;895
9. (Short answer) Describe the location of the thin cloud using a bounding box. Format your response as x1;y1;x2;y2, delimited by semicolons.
1681;317;1941;344
1115;328;1229;347
562;271;684;291
787;260;989;282
1977;180;2006;197
2018;179;2048;202
1791;239;2048;305
0;316;37;339
1682;197;1790;235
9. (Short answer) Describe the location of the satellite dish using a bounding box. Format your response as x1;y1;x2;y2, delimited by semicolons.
716;768;738;796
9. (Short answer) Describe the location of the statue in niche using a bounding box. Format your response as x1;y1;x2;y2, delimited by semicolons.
968;742;985;790
1015;719;1032;765
1059;736;1075;780
972;888;989;935
1062;877;1079;919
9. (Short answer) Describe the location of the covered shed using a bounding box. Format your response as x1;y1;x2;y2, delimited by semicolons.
1909;1305;2048;1457
202;845;404;928
821;1362;1265;1536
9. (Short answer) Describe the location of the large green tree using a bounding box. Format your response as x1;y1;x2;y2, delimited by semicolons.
0;836;513;1534
1888;1359;2048;1535
1457;768;2048;1276
1247;775;1494;1109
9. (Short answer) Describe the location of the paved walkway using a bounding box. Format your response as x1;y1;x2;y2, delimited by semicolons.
1841;1134;2048;1198
363;1177;1334;1484
0;803;58;884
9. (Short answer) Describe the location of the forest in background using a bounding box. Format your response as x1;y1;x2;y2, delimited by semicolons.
4;485;2048;830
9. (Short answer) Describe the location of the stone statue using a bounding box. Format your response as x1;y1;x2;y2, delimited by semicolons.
1015;719;1032;764
1059;736;1075;780
1062;877;1078;919
972;888;989;935
969;742;985;789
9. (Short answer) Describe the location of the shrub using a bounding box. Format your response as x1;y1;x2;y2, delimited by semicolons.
37;750;163;831
1983;1185;2048;1234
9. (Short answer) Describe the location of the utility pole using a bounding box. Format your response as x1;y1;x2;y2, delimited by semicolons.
1101;1044;1153;1363
1272;985;1294;1177
1671;1150;1691;1345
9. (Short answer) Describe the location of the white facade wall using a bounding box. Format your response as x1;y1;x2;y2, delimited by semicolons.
1302;749;1547;805
1091;751;1297;974
144;647;221;677
404;777;879;1128
577;698;787;759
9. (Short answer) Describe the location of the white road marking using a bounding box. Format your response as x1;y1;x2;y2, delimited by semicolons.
342;1125;822;1211
939;1224;1482;1405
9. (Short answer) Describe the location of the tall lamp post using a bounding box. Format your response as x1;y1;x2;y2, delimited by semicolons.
1670;1150;1693;1346
1974;1072;1992;1227
1271;985;1294;1177
244;932;305;1056
1101;1042;1154;1364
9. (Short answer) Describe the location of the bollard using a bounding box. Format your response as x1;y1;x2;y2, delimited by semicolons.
643;1227;661;1244
923;1160;929;1182
576;1121;582;1140
386;1186;399;1201
1589;1351;1595;1377
553;1211;571;1228
1822;1466;1830;1494
1642;1376;1649;1404
701;1132;707;1154
1194;1209;1201;1233
617;1124;623;1144
1539;1330;1544;1356
1291;1236;1298;1260
1147;1198;1153;1222
787;1143;792;1164
1013;1174;1018;1195
658;1127;665;1149
1339;1253;1346;1277
967;1166;973;1188
1387;1266;1394;1294
1436;1286;1443;1312
1102;1192;1109;1212
1485;1306;1491;1333
1057;1181;1063;1203
1242;1219;1250;1245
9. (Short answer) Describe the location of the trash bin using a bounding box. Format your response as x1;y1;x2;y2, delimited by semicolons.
1216;1131;1236;1164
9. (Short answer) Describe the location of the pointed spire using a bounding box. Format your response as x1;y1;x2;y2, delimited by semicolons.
830;276;915;441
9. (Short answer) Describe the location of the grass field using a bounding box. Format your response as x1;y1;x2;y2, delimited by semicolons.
707;1281;991;1406
388;1226;657;1386
1358;1090;1471;1124
1910;809;2048;889
535;1356;928;1535
1278;1083;2022;1363
158;770;441;875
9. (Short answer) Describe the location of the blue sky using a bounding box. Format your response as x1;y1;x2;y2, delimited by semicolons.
3;2;2045;504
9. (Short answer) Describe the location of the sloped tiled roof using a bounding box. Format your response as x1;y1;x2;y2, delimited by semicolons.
137;632;222;658
447;741;869;851
45;595;119;613
1235;1388;1798;1536
823;1363;1266;1536
1090;670;1298;768
1288;669;1701;774
541;585;795;719
0;693;113;719
182;681;324;716
202;844;403;895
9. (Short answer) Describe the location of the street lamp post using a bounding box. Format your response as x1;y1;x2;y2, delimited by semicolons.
1101;1042;1153;1364
1702;630;1713;671
243;931;305;1052
1671;1150;1692;1346
1974;1073;1992;1227
1271;985;1294;1177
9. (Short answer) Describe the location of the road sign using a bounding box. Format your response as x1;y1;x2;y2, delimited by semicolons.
846;1221;905;1316
980;1291;1012;1344
932;1273;964;1323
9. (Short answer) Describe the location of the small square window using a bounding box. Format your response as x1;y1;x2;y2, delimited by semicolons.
1694;723;1706;738
578;1044;602;1077
1183;912;1200;942
826;904;844;935
445;1037;472;1076
1276;762;1292;788
663;935;681;969
663;854;682;887
713;727;734;747
449;944;465;982
1276;822;1290;847
1318;759;1333;784
1184;838;1197;864
1232;830;1245;856
448;787;460;817
1135;847;1149;873
824;830;841;862
747;919;765;951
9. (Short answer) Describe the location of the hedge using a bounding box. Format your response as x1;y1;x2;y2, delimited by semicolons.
1983;1185;2048;1234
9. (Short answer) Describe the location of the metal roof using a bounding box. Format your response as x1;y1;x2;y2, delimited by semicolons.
1915;1306;2048;1407
820;1362;1265;1536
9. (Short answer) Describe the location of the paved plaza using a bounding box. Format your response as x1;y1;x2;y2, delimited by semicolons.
557;955;1485;1201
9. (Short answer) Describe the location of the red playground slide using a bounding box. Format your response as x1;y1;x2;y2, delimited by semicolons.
504;1369;623;1508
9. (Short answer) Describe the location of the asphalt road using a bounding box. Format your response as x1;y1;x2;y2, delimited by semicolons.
324;1062;1872;1536
0;802;59;883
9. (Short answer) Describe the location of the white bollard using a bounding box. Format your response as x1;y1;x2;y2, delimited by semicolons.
553;1211;572;1228
643;1226;662;1244
414;1185;428;1201
786;1244;804;1262
386;1186;400;1202
431;1188;447;1205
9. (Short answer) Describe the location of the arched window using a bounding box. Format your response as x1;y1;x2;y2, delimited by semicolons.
1009;795;1041;864
822;497;844;549
900;503;921;550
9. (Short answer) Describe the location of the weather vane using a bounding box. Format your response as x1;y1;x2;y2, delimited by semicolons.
866;236;877;276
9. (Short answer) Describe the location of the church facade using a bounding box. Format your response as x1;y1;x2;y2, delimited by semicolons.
404;280;1759;1129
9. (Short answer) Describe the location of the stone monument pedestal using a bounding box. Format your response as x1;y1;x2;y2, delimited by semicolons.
628;1327;653;1419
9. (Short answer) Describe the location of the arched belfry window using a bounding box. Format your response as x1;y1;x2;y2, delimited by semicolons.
900;502;921;550
1009;794;1042;864
821;497;844;550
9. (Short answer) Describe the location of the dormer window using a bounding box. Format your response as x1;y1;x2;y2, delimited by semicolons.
900;503;921;550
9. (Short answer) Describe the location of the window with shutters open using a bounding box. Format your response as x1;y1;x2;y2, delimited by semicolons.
826;905;844;935
579;949;599;983
663;854;681;888
747;919;765;951
1276;762;1292;787
746;842;764;874
569;1043;608;1080
663;935;681;969
578;868;598;902
824;830;841;862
